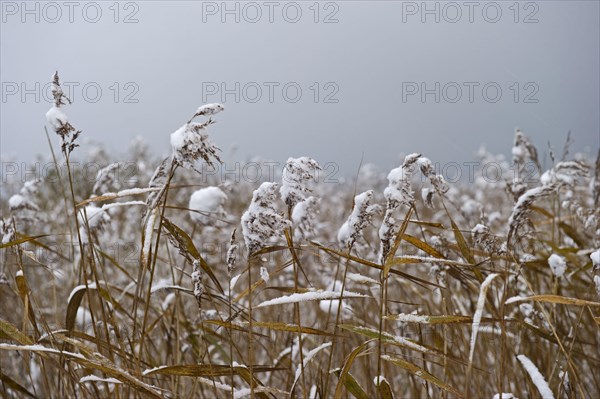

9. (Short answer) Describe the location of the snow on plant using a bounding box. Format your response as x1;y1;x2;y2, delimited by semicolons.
540;160;589;187
191;259;203;310
291;196;319;239
188;186;228;226
93;163;122;196
45;72;80;155
379;153;446;262
280;156;321;209
241;182;290;255
511;129;541;198
517;354;554;399
338;190;378;249
548;254;567;278
469;273;498;365
78;205;110;244
170;104;223;171
170;121;221;171
8;180;40;226
507;184;559;248
226;229;238;276
260;266;269;283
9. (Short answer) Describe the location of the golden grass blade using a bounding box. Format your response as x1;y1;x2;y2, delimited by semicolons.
161;217;224;294
0;342;163;397
331;369;370;399
383;207;414;276
311;241;441;289
334;340;373;399
0;373;36;398
209;320;332;336
385;314;474;324
506;295;600;307
450;218;475;265
400;233;446;259
142;364;282;377
375;376;394;399
0;319;34;345
381;354;464;398
339;324;430;354
0;234;50;249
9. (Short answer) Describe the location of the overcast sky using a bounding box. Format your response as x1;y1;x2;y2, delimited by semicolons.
1;1;599;177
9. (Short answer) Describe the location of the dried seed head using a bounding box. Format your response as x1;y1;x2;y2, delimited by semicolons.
338;190;376;248
241;182;290;255
280;156;321;209
170;121;222;171
226;229;238;275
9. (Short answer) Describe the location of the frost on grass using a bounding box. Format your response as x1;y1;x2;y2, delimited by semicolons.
469;273;498;365
280;156;320;209
241;182;290;255
256;289;368;308
492;394;517;399
548;254;567;278
259;266;270;283
517;354;554;399
591;249;600;268
188;186;228;226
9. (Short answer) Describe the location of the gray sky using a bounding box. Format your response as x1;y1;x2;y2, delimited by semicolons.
1;1;599;178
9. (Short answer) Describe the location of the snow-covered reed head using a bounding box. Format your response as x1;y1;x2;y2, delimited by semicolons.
507;184;558;249
188;186;228;226
226;229;238;275
280;156;321;209
45;72;80;154
241;182;290;255
78;205;110;244
8;180;39;213
383;153;421;208
512;128;540;170
292;196;319;239
338;190;377;249
170;104;224;171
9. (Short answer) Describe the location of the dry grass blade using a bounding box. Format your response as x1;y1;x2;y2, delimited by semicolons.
256;290;370;308
76;187;160;207
385;314;474;324
0;319;34;345
375;377;394;399
311;241;441;289
331;369;370;399
383;207;414;276
339;324;430;354
142;364;283;377
0;234;51;249
65;283;96;332
334;340;373;399
0;343;162;397
381;354;464;398
161;217;224;294
0;373;36;398
401;233;446;259
506;295;600;307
